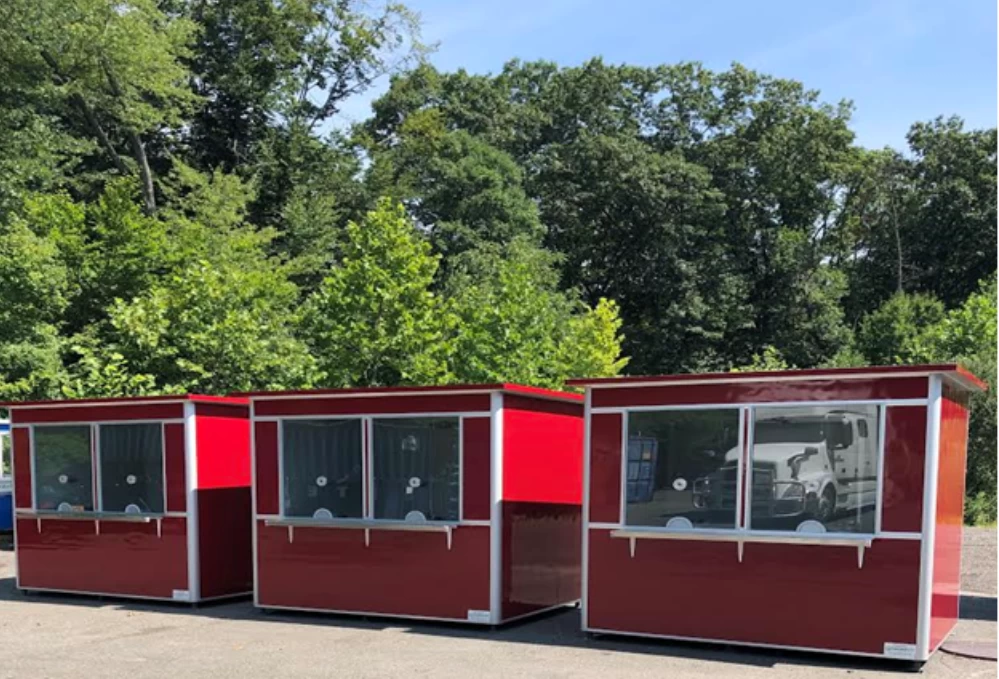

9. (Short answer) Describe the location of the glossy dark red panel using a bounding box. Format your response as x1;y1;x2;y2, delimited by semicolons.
196;414;251;489
503;396;583;504
586;531;920;653
11;403;183;424
164;423;187;512
930;396;969;650
253;394;490;417
256;522;490;619
501;502;580;620
16;517;188;598
589;414;622;522
254;421;279;515
462;417;491;521
591;377;928;408
13;427;31;509
197;487;253;598
881;406;927;533
195;403;249;419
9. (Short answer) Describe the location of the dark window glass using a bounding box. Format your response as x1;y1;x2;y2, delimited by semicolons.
99;423;163;513
34;426;93;511
373;418;459;522
750;405;879;534
282;419;363;519
626;410;741;529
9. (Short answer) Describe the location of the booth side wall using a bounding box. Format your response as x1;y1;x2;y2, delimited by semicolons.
500;395;583;621
928;386;970;652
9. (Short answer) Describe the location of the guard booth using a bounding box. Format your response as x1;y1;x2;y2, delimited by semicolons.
0;420;11;531
569;364;984;662
246;383;583;624
4;395;253;603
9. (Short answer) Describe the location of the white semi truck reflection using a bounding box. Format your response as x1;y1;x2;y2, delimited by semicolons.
693;410;877;527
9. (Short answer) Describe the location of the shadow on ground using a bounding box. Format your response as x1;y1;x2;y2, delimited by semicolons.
1;574;965;673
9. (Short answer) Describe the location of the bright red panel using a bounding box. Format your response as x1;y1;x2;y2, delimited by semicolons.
503;395;583;505
586;531;921;653
589;414;622;523
164;423;187;512
462;417;491;521
16;517;188;598
256;522;490;619
254;421;279;515
881;406;927;533
196;413;251;490
11;403;183;424
501;501;580;620
930;396;969;650
253;394;490;417
197;487;253;598
13;427;31;509
591;377;928;408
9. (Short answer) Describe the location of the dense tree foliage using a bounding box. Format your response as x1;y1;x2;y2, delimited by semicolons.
0;1;993;519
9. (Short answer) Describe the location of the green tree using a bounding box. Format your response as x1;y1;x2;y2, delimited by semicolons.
446;238;626;386
852;292;946;365
302;199;450;386
0;0;199;211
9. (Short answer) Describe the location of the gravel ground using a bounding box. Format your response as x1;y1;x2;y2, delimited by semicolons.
0;528;993;679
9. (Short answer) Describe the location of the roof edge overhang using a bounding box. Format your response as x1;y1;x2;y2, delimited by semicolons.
568;364;987;393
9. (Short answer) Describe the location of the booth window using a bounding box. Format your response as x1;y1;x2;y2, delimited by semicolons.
372;418;459;522
33;425;93;512
99;423;164;514
625;409;741;529
282;419;363;519
749;405;879;534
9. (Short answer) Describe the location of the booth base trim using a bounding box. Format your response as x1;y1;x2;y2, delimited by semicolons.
583;626;927;662
17;584;250;605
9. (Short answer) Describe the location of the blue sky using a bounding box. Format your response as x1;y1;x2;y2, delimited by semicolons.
338;0;996;150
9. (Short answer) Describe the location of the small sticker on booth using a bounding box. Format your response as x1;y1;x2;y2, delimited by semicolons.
172;589;192;602
58;474;68;485
316;475;328;487
672;478;687;491
883;642;917;659
126;474;137;485
467;610;491;623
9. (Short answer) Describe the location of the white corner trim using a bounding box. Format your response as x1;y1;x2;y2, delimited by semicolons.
489;392;504;624
915;375;942;659
581;389;592;628
183;402;201;602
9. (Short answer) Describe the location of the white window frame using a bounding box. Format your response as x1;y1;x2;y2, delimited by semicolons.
95;421;168;516
369;414;463;525
277;415;367;521
618;405;746;534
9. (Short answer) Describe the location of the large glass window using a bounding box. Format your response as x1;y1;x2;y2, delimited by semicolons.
282;419;363;519
99;423;164;514
625;409;741;529
749;405;879;534
34;425;93;512
372;418;459;522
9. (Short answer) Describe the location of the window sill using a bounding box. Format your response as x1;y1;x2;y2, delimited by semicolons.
608;529;872;567
264;518;460;549
17;510;167;537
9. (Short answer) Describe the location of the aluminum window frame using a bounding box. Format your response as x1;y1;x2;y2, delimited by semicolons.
369;414;463;525
744;402;883;538
95;421;168;516
278;415;367;521
618;404;747;535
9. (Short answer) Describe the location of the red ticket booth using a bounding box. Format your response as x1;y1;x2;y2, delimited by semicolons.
569;364;984;662
247;383;583;624
4;395;252;603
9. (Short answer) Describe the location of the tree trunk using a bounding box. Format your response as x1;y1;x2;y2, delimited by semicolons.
101;57;156;213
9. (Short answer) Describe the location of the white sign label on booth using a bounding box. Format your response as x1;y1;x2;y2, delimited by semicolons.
883;642;917;659
466;610;491;623
172;589;192;602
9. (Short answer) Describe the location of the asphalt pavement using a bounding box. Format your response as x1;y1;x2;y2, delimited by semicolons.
0;528;993;678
